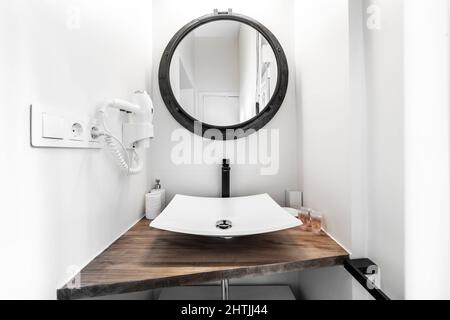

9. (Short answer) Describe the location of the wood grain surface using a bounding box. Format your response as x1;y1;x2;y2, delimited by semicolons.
57;218;348;300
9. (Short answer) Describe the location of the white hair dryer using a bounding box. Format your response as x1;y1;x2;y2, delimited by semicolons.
92;91;154;175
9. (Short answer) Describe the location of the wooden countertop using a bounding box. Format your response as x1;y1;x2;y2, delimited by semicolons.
57;218;349;300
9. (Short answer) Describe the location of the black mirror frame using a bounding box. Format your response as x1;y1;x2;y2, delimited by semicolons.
158;12;289;140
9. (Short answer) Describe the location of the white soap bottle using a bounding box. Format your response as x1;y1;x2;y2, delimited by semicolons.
145;179;166;220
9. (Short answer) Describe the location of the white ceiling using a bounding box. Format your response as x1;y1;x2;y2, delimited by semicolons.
194;20;242;38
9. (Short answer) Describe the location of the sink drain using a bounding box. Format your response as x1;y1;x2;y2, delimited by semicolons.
216;220;232;230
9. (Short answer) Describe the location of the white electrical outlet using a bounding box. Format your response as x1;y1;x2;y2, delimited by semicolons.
69;122;85;141
30;104;102;149
88;120;101;143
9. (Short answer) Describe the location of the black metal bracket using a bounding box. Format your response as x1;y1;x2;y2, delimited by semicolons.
213;8;233;15
344;258;390;300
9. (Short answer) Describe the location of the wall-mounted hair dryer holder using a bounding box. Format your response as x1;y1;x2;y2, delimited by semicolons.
122;122;154;149
95;91;154;175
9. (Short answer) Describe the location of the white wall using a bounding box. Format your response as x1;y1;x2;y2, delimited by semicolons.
238;25;258;122
194;36;240;93
361;0;405;300
150;0;299;205
404;0;450;300
295;0;352;250
0;0;152;299
194;35;240;123
294;0;353;300
359;0;450;300
348;0;372;300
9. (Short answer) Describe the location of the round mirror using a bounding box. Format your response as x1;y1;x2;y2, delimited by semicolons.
170;20;278;127
159;13;288;140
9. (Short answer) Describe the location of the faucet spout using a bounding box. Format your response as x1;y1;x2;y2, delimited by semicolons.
222;159;230;198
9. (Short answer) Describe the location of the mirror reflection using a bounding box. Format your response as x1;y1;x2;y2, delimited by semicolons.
170;20;278;127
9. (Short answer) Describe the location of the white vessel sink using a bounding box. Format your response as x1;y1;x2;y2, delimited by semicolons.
150;194;302;238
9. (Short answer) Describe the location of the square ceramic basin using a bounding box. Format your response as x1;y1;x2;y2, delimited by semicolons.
150;194;302;238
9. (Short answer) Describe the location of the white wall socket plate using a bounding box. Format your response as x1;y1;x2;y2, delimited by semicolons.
30;104;103;149
285;190;303;209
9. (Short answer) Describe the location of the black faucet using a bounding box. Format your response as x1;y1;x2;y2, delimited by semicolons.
222;159;230;198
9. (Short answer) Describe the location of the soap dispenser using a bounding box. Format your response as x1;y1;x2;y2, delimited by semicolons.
145;179;166;220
